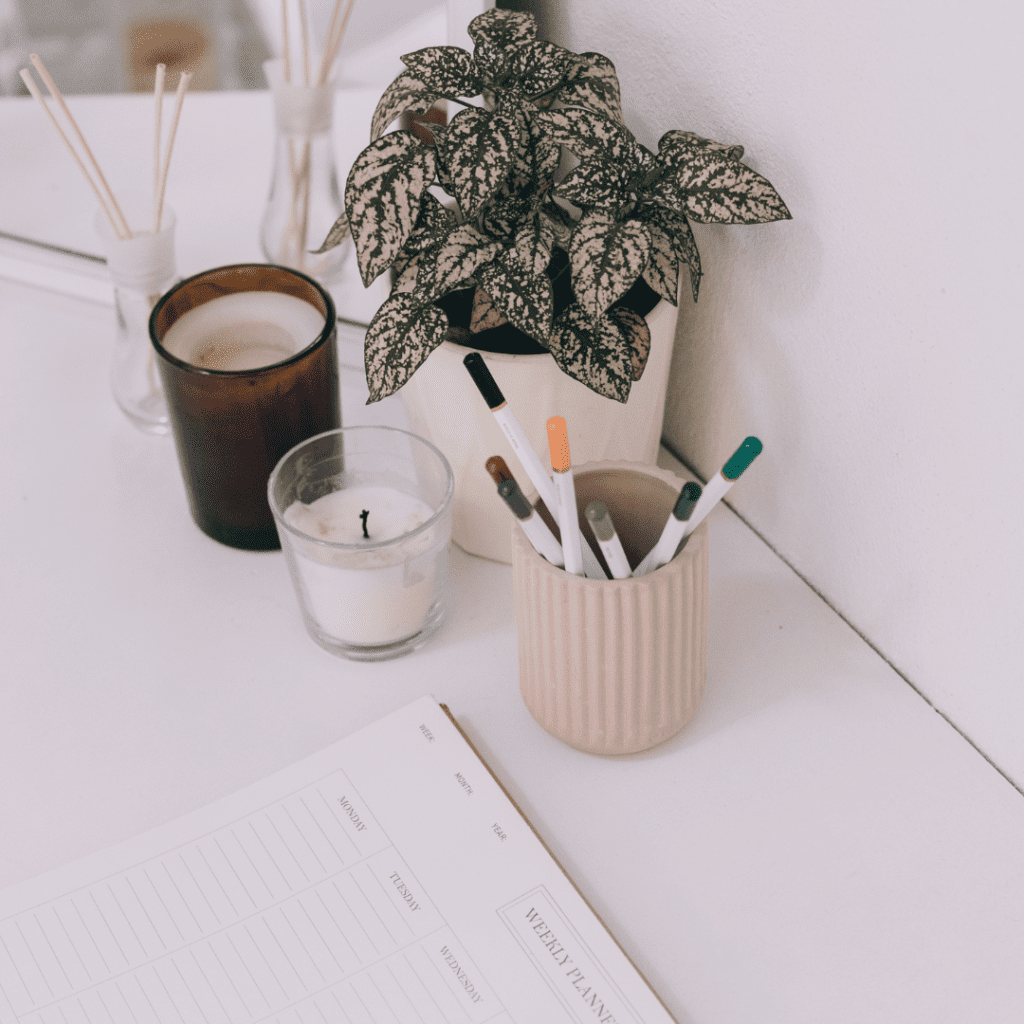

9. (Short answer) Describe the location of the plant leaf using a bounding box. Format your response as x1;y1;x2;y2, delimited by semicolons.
554;160;632;210
514;219;553;277
482;191;532;241
569;210;651;322
364;294;449;403
541;200;576;249
638;219;679;306
548;304;635;403
470;287;509;333
468;9;537;78
311;213;350;255
638;203;700;301
607;306;651;380
391;194;454;286
478;252;554;341
370;70;440;141
400;46;479;97
507;40;580;95
558;52;624;125
345;131;438;286
657;129;744;168
535;107;640;163
415;224;503;303
510;99;560;189
441;106;516;218
663;152;792;224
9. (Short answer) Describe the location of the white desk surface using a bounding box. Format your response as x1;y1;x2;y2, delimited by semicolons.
2;91;1024;1024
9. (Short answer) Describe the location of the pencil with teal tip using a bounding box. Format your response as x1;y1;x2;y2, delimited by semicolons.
633;436;763;576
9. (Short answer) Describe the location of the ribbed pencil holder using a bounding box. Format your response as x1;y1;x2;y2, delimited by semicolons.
511;460;708;756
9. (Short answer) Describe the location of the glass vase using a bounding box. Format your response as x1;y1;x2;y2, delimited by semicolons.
94;190;179;434
260;58;349;285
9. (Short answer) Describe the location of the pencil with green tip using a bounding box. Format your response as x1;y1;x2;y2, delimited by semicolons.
633;437;763;576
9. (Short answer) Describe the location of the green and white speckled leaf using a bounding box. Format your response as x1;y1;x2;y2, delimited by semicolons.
548;304;634;403
657;129;745;169
554;160;632;210
541;201;576;249
391;194;453;288
415;224;502;303
478;252;554;341
370;70;440;140
511;102;560;189
311;212;350;254
364;294;449;403
558;52;624;125
441;106;516;218
345;131;437;286
607;306;651;381
639;203;700;301
468;9;536;77
638;218;679;306
514;218;553;277
507;40;580;96
468;8;536;50
400;46;479;98
469;287;509;333
569;210;651;321
671;152;792;224
482;192;531;242
534;107;640;164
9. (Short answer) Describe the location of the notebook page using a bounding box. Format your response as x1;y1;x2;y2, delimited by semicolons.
0;696;676;1024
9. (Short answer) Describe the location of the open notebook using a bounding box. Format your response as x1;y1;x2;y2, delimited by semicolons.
0;697;676;1024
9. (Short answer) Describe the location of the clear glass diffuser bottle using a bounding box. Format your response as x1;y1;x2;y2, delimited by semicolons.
260;58;350;285
95;190;180;434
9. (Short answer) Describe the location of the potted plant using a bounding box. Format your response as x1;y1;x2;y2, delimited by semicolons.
316;8;790;562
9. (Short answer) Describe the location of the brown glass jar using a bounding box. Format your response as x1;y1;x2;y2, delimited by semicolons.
150;264;341;550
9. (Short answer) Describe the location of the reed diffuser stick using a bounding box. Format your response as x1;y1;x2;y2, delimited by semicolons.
155;71;192;232
298;0;310;86
281;0;292;83
153;63;166;233
29;54;132;239
316;0;355;86
18;67;126;240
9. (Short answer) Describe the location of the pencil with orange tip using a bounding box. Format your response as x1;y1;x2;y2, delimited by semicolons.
546;416;584;576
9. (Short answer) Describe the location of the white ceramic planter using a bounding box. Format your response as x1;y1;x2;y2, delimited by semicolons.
400;295;680;563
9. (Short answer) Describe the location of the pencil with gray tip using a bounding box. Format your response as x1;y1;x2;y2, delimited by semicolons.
498;479;564;566
584;501;632;579
485;454;560;540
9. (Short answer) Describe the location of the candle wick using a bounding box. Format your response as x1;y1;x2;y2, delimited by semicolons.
360;509;370;539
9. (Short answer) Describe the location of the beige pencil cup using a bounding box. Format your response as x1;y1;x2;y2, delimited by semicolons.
511;460;709;756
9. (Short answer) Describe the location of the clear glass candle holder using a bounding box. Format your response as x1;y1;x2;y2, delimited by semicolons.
269;426;454;661
95;189;179;434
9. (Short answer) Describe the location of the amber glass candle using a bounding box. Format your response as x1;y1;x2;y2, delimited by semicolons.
150;264;340;550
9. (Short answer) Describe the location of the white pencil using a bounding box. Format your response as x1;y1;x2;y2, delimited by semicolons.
546;416;583;576
463;352;607;578
634;437;763;576
630;481;702;577
584;500;632;579
498;479;564;566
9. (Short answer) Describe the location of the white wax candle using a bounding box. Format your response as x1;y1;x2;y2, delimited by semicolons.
162;292;325;371
284;486;441;646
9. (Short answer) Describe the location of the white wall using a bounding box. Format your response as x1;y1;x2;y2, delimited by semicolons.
536;0;1024;786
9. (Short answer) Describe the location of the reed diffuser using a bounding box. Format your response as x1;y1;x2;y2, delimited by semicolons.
260;0;354;283
21;56;191;432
